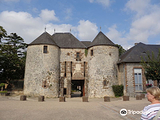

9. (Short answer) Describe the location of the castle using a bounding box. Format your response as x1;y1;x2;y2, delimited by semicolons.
24;31;119;98
24;31;159;98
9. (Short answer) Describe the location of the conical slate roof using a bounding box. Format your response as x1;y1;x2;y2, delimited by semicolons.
88;31;116;48
52;33;86;49
118;42;160;63
29;32;58;46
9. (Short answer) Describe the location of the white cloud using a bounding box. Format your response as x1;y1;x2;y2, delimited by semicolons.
0;10;59;44
106;25;130;49
125;0;150;17
77;20;98;41
105;0;160;49
89;0;111;7
125;0;160;43
0;11;44;43
39;9;59;22
0;10;98;44
128;11;160;43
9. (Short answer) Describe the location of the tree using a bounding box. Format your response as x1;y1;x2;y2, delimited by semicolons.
0;30;27;84
0;26;7;42
116;44;126;56
141;50;160;87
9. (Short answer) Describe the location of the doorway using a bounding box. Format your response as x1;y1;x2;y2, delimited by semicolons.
71;80;85;97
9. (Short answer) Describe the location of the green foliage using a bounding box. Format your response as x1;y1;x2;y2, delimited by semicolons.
0;26;7;42
0;83;5;87
112;84;124;97
141;49;160;87
116;44;126;56
0;26;27;83
0;91;7;93
85;49;88;57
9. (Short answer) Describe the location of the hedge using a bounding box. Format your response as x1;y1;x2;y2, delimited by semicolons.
112;84;124;97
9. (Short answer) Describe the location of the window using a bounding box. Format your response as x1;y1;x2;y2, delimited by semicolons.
64;61;66;77
76;52;81;61
103;80;109;86
43;46;48;53
84;62;85;77
103;80;109;89
91;50;93;56
134;69;143;91
103;80;107;86
71;61;72;77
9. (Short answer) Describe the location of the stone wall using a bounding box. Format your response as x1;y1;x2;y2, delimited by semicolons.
122;63;146;97
88;46;119;98
59;49;88;97
118;63;127;95
24;45;60;97
24;45;120;98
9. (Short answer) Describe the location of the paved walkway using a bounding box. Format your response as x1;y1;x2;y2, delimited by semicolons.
0;96;149;120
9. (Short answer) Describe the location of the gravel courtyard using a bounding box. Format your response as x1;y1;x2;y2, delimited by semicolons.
0;96;149;120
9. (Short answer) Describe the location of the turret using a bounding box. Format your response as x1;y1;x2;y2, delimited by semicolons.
24;32;60;97
87;32;119;98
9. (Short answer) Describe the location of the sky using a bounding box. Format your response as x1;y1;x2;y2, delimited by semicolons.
0;0;160;49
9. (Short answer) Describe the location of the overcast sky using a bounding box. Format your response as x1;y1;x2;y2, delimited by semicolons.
0;0;160;49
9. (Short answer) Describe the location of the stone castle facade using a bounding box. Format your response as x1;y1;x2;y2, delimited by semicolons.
24;31;119;98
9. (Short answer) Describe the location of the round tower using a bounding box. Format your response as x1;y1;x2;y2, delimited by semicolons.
87;32;119;98
24;32;60;97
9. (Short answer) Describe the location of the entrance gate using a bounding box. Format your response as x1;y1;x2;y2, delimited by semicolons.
71;80;85;97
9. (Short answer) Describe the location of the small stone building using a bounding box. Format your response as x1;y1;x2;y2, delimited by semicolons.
24;31;119;98
118;43;160;97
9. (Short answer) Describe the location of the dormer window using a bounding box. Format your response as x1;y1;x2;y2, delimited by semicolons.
76;52;81;61
43;46;48;53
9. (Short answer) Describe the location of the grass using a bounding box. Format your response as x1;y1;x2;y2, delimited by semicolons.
0;91;8;93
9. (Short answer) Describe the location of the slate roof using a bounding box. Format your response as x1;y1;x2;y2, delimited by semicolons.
29;32;57;46
52;33;86;49
118;42;160;64
81;41;91;47
88;31;116;48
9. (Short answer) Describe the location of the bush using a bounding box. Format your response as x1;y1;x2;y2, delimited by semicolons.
0;91;7;93
112;84;124;97
0;83;5;87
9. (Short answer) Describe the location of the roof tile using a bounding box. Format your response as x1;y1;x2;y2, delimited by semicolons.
29;32;57;46
88;31;116;48
52;33;86;49
118;42;160;63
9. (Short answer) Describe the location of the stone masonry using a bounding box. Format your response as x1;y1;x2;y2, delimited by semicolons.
24;31;119;98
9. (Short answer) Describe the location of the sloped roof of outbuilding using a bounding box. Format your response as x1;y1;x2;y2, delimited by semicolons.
29;32;58;46
81;41;91;47
118;42;160;64
52;33;86;49
88;31;116;48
